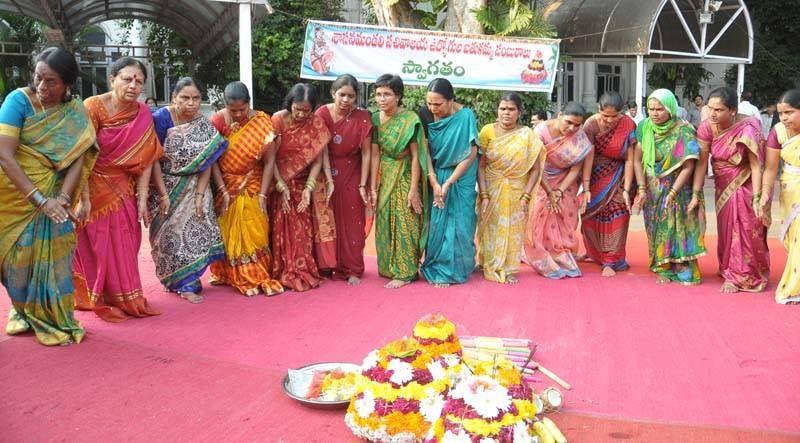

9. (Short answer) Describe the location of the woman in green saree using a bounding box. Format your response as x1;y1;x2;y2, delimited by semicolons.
0;47;97;345
370;74;430;289
632;89;706;285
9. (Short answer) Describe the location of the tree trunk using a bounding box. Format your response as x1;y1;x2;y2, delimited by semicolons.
370;0;426;28
443;0;486;34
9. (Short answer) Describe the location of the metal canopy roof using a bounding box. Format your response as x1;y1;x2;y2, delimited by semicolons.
543;0;753;63
0;0;268;59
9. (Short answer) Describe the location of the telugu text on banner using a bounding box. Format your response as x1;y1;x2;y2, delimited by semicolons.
300;20;561;93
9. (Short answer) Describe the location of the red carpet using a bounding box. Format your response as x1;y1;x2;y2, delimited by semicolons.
1;231;799;442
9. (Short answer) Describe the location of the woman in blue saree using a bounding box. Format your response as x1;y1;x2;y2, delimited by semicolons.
418;78;479;287
150;77;227;303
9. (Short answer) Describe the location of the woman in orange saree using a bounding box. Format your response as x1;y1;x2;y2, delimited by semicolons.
73;58;164;322
208;81;283;296
270;84;333;291
525;103;592;279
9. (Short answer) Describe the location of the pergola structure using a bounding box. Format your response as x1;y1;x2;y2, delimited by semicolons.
0;0;270;96
544;0;753;111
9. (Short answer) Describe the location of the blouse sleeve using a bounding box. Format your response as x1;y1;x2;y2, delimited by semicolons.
766;127;781;150
0;89;31;139
695;120;713;143
478;124;493;151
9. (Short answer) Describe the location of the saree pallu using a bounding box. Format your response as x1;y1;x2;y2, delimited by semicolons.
74;98;163;322
477;125;544;283
208;111;283;296
373;109;430;281
774;124;800;304
0;89;96;345
582;116;636;271
270;112;332;291
148;112;226;293
420;108;479;285
316;106;373;279
524;124;592;279
636;119;706;284
702;117;769;291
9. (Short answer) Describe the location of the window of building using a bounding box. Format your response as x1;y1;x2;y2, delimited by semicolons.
596;63;622;100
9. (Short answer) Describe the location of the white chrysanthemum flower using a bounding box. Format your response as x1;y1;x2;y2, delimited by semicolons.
442;353;461;368
419;388;446;423
361;350;379;370
354;391;375;418
513;422;536;443
442;429;472;443
427;360;447;381
387;359;415;385
450;375;512;419
479;438;500;443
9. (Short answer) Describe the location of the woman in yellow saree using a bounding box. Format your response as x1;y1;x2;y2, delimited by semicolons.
0;48;96;345
208;82;283;296
766;89;800;304
477;93;544;283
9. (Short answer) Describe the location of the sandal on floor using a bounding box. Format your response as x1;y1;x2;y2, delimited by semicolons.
178;291;204;304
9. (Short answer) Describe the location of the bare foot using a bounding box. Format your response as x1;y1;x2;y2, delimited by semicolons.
576;254;590;262
347;276;361;285
720;282;739;294
601;266;616;277
655;276;671;285
432;282;451;288
505;275;519;284
384;279;410;289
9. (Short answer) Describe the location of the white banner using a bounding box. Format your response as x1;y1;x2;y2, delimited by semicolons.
300;20;561;93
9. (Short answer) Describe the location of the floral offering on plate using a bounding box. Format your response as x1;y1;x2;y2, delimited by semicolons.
345;315;464;442
284;362;360;408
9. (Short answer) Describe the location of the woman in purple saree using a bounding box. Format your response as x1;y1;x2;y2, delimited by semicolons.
693;87;769;293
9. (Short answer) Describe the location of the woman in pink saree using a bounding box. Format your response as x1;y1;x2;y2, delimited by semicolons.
525;103;593;279
73;58;164;322
693;87;769;293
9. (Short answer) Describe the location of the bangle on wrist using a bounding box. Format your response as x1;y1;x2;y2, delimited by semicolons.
668;188;678;198
358;184;366;188
258;193;268;199
520;193;531;202
36;197;50;210
622;189;630;194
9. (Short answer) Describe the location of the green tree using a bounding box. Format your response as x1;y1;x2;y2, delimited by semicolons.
251;0;343;108
0;12;43;97
724;0;800;105
647;64;713;101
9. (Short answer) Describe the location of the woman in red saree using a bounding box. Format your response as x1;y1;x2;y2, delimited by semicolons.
316;75;372;284
693;87;769;293
73;57;163;322
270;84;333;291
581;92;636;276
209;81;283;296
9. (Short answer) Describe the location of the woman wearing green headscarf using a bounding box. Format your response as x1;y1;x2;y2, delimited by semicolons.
632;89;706;285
